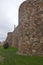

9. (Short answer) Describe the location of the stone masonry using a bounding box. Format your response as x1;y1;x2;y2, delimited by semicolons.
5;0;43;56
5;25;19;48
5;32;13;46
18;0;43;55
12;26;19;48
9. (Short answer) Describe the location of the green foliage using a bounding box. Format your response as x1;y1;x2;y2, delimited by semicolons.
0;46;43;65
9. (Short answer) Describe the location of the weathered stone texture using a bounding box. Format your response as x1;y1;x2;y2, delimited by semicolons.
5;0;43;56
12;26;19;48
5;32;13;46
18;0;43;55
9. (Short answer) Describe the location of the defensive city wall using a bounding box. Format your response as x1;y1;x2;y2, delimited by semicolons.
5;0;43;56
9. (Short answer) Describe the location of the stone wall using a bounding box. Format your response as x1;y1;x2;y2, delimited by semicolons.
5;0;43;56
12;26;19;48
5;32;13;46
5;25;19;48
18;0;43;55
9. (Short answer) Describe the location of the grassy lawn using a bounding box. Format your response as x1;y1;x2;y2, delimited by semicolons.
0;46;43;65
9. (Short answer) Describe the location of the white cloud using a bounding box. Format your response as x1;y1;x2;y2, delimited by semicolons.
0;0;25;41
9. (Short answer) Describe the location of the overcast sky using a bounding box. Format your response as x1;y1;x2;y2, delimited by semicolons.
0;0;25;41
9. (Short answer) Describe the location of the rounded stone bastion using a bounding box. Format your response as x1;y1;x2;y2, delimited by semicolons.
18;0;43;56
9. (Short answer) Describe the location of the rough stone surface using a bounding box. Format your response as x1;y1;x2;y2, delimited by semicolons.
5;32;13;46
12;26;19;48
17;0;43;56
5;26;19;48
5;0;43;56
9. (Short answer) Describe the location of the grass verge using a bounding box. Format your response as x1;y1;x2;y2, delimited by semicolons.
0;46;43;65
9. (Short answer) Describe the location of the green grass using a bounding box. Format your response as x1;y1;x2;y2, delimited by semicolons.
0;46;43;65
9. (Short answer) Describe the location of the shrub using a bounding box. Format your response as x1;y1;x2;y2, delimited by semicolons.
3;42;9;49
